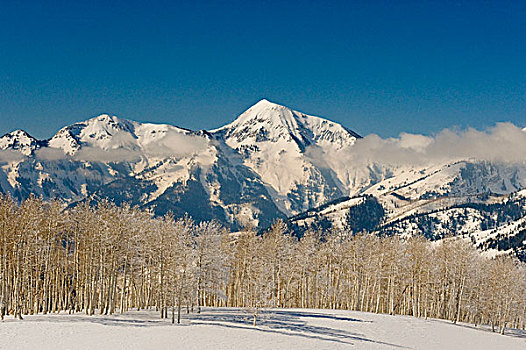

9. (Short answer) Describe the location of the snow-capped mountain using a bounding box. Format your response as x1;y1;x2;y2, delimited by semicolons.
286;179;526;261
2;98;526;249
212;99;361;214
0;130;43;156
0;106;292;228
0;99;370;227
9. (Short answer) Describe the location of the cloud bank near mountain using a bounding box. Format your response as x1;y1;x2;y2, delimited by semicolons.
308;122;526;168
0;149;25;163
141;130;209;158
31;129;209;163
9;122;524;168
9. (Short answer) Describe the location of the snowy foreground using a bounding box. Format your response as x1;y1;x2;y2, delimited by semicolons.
0;308;524;350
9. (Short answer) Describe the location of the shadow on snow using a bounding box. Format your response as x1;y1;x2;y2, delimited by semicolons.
189;308;406;348
18;308;407;348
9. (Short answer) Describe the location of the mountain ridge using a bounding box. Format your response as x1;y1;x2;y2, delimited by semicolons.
0;100;363;228
2;100;526;260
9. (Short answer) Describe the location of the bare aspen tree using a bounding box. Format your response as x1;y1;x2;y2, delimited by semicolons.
0;196;524;332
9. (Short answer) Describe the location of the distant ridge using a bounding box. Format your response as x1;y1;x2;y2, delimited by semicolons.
1;100;526;261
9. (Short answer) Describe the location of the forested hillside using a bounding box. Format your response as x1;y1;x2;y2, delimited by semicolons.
287;192;526;262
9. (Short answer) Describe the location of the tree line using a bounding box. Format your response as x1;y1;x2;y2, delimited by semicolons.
0;195;524;333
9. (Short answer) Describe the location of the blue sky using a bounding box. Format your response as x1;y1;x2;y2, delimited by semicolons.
0;0;524;138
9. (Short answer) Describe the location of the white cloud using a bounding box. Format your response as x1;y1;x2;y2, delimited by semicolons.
70;130;209;162
350;122;526;166
73;147;143;163
0;149;25;163
35;147;70;161
7;122;526;168
142;130;209;158
306;122;526;168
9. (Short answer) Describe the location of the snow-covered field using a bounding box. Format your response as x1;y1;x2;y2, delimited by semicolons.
0;308;524;350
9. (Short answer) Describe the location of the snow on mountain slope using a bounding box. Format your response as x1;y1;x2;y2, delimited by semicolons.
287;158;526;229
48;114;194;157
0;130;42;156
48;114;138;154
469;215;526;259
287;185;526;260
0;112;284;229
287;195;367;230
43;114;211;203
212;99;360;148
364;160;526;224
212;99;362;214
381;198;526;261
3;101;526;233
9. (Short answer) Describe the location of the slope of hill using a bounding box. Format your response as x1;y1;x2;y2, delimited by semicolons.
286;187;526;261
1;308;524;350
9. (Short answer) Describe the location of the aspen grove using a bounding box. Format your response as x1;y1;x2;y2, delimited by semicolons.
0;195;524;334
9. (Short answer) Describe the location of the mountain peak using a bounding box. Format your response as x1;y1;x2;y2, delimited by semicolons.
250;98;284;109
47;114;139;154
0;129;40;155
248;97;290;111
1;129;34;140
212;99;360;150
212;99;302;135
82;114;136;132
